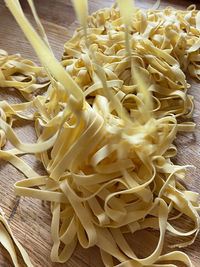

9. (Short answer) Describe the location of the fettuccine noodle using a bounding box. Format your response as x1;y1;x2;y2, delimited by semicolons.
0;0;199;266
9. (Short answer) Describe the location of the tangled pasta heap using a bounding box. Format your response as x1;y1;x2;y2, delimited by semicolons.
0;0;200;266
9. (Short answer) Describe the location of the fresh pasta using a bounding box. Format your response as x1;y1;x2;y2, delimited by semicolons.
0;0;200;266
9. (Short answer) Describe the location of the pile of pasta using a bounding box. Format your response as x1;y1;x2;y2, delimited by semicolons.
0;0;200;266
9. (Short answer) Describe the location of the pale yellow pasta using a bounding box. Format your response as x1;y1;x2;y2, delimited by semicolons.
0;208;33;267
63;2;200;121
0;0;199;267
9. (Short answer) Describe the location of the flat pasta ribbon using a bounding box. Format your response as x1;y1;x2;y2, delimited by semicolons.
0;0;199;267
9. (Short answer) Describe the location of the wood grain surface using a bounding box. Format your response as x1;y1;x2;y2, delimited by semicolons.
0;0;200;266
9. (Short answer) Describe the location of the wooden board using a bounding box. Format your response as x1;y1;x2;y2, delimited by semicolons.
0;0;200;266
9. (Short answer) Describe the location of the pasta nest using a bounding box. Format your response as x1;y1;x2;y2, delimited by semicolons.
0;1;200;267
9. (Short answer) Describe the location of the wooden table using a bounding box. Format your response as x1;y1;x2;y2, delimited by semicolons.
0;0;200;266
